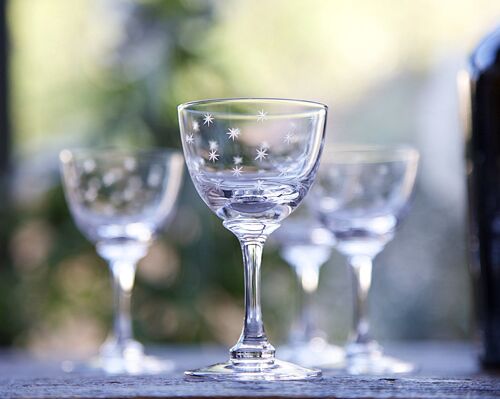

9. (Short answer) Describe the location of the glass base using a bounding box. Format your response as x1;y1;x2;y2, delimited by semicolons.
279;338;345;368
345;342;415;375
185;359;321;381
62;354;173;375
62;339;174;375
90;353;173;375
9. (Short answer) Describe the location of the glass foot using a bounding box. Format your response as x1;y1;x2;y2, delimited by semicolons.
91;353;173;375
345;342;415;375
185;359;321;381
279;338;345;368
62;354;173;375
62;339;174;375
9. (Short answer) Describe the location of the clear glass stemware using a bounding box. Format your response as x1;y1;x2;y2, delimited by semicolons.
59;148;184;374
311;145;419;375
271;207;345;368
178;98;327;380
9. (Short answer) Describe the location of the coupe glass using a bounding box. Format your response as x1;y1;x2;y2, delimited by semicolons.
178;98;327;380
311;146;419;374
271;207;344;368
59;148;184;374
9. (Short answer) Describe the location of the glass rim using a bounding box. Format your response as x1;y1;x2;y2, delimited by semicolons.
321;144;419;163
178;97;328;119
59;147;183;164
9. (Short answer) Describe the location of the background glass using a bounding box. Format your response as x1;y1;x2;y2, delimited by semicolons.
271;207;344;368
179;98;327;380
311;146;419;374
60;148;183;374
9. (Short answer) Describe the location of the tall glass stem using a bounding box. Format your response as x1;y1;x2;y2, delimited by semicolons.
109;260;137;347
348;254;373;345
97;241;147;357
230;239;275;367
292;264;320;344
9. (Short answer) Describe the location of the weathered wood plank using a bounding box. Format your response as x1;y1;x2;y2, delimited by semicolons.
0;343;499;399
2;374;500;399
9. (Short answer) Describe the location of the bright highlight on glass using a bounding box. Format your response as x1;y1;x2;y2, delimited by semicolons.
312;145;419;375
179;98;327;380
59;148;183;374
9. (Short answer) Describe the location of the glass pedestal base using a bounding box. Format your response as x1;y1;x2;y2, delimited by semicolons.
185;359;321;381
90;353;173;375
279;338;345;368
345;342;415;375
62;354;173;375
62;339;174;375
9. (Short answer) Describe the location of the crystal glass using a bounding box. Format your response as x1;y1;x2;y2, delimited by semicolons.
311;145;419;374
271;207;344;368
59;148;184;374
178;98;327;380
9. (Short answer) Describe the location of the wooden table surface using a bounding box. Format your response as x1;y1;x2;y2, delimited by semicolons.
1;342;499;398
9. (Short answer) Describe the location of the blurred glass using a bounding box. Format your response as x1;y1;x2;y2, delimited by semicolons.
271;207;344;368
311;146;419;374
60;148;183;374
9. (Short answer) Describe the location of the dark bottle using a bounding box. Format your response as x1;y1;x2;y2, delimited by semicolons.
465;25;500;368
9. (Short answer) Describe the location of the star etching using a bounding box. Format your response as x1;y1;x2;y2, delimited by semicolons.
283;132;294;144
203;113;214;126
226;127;241;141
255;147;268;161
209;140;218;150
232;165;243;176
257;110;267;122
208;149;219;162
192;120;200;132
256;180;264;191
233;155;243;165
185;133;194;144
214;179;223;190
279;166;291;177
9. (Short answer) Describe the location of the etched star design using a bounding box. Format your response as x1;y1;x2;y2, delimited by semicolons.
214;179;223;190
226;127;241;141
255;147;268;161
232;165;243;176
192;120;200;132
283;132;294;144
193;170;204;179
279;167;291;177
256;180;264;191
209;140;218;150
203;113;214;126
208;149;219;162
257;110;267;122
233;156;243;165
185;133;194;144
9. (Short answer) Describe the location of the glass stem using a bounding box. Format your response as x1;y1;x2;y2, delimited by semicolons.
230;239;275;366
109;260;137;346
293;264;320;344
348;254;373;345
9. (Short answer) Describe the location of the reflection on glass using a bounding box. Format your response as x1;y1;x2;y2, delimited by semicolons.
59;148;183;374
312;145;419;374
179;97;327;380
